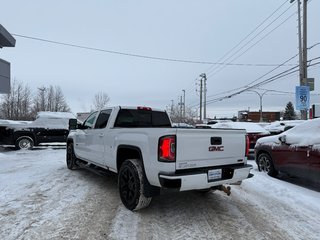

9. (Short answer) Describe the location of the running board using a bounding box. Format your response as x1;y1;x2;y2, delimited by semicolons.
76;161;110;176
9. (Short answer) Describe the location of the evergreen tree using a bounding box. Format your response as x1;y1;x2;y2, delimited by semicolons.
283;101;296;120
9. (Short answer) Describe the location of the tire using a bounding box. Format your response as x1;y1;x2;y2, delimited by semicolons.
66;143;78;170
15;136;34;150
257;153;278;177
118;159;152;211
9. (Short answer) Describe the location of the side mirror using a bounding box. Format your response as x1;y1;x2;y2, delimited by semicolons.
69;119;78;130
278;135;286;144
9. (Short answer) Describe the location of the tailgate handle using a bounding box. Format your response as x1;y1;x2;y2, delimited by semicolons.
211;137;222;145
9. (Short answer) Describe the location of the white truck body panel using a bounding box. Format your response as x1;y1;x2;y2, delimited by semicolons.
68;106;252;191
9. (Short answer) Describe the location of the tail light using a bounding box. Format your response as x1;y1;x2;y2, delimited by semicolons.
158;135;176;162
245;135;250;157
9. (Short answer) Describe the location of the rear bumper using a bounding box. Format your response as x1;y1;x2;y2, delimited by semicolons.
159;164;253;191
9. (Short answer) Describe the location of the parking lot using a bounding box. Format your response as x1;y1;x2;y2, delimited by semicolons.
1;147;319;240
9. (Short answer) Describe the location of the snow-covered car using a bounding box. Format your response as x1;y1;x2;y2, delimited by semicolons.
255;118;320;183
0;111;75;149
210;122;270;155
263;120;305;135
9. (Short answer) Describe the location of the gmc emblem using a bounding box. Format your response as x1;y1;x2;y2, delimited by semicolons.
209;146;224;152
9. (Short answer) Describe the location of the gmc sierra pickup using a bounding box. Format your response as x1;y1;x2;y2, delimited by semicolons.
66;106;253;211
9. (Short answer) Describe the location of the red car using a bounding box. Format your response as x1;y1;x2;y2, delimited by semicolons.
255;118;320;183
211;122;270;156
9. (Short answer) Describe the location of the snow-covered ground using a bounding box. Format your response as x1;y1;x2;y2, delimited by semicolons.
0;147;319;240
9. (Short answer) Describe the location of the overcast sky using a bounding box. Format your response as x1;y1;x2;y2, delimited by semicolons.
1;0;320;118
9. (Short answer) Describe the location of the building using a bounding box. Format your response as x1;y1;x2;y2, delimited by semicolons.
238;110;280;122
0;24;16;94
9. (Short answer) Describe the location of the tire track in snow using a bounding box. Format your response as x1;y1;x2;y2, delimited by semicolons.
108;206;141;240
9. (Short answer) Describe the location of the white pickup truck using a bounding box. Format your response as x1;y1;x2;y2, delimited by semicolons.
66;106;253;210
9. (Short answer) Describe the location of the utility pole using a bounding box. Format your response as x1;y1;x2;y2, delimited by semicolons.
170;99;174;115
291;0;308;120
180;95;183;121
199;78;203;121
200;73;207;120
301;0;308;120
182;89;186;119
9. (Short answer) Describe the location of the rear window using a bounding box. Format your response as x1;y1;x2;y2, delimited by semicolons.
114;109;171;128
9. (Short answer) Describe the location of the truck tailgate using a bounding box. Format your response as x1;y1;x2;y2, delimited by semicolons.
175;128;246;170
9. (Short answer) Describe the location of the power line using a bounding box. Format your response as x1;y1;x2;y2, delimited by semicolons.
203;0;290;74
207;10;297;79
189;58;320;108
12;33;294;67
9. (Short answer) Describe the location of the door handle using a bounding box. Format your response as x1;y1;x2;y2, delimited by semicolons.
99;133;104;137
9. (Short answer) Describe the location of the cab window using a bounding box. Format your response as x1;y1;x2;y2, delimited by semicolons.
95;109;112;129
83;111;98;129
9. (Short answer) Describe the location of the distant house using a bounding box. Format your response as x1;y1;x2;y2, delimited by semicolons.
238;110;280;122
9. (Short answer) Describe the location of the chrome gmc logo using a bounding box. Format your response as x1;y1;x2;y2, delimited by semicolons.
209;146;224;152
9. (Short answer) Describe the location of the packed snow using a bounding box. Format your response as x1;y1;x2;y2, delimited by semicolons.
0;147;319;240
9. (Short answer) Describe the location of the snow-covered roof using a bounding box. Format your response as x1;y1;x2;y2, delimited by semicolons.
210;122;270;134
36;111;75;119
263;120;305;133
0;119;32;125
0;112;75;130
257;118;320;146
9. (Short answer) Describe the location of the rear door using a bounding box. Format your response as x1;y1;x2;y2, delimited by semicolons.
175;128;246;170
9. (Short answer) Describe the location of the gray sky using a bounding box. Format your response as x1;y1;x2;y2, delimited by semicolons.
1;0;320;118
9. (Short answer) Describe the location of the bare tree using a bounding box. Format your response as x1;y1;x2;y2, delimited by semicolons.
92;92;110;110
0;79;32;120
169;103;197;125
32;85;70;114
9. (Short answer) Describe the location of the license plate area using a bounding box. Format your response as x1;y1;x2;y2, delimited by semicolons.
208;169;222;181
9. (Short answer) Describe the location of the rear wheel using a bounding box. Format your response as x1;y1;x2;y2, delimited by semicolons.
15;136;34;150
118;159;152;211
66;143;78;170
257;153;278;177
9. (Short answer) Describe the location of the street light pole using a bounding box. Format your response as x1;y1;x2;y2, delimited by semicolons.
247;90;269;122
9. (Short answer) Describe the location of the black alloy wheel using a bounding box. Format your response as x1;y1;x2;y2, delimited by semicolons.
66;143;78;170
118;159;151;211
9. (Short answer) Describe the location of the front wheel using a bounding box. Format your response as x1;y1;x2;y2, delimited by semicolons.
66;143;78;170
257;153;278;177
118;159;152;211
15;136;34;150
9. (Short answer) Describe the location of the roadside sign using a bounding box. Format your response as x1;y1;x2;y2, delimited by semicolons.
295;86;310;110
302;78;315;91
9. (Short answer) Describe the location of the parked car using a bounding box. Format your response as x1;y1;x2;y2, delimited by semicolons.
255;118;320;183
263;120;305;135
210;122;270;156
0;112;75;149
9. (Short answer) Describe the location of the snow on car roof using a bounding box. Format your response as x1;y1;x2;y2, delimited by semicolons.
285;118;320;146
264;120;305;132
0;119;32;125
36;111;75;119
211;122;270;134
257;118;320;146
